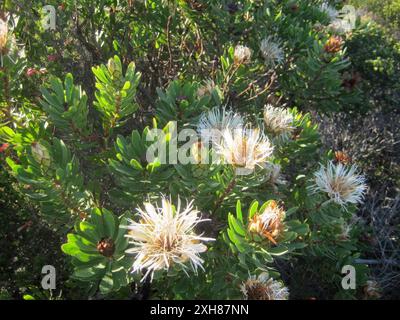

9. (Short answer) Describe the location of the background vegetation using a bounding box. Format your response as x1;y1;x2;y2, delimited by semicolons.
0;0;399;299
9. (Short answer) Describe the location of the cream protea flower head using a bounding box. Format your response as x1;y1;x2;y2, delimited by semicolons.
328;19;354;34
363;280;382;299
197;79;216;98
216;125;274;173
125;196;214;280
263;105;294;140
197;106;244;144
0;17;8;54
311;161;367;208
264;162;286;186
248;200;285;244
241;273;289;300
260;36;284;68
319;1;338;21
234;45;252;65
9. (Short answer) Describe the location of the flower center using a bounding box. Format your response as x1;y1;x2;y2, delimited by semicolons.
245;282;270;300
331;177;353;198
156;233;180;252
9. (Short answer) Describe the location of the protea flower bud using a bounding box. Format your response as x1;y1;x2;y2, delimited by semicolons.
31;142;51;167
363;280;382;299
324;35;343;53
248;200;285;244
47;54;58;62
234;45;252;65
97;237;115;257
26;68;38;77
0;143;9;153
334;150;352;165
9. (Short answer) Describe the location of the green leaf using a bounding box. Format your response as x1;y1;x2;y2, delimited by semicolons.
280;231;297;243
77;221;101;244
287;243;308;250
90;208;106;235
115;214;129;250
99;272;114;294
228;213;246;237
286;207;299;217
66;234;98;254
73;266;103;280
268;246;289;256
249;201;259;219
227;229;246;253
236;200;243;223
130;158;143;170
102;209;118;239
61;243;98;262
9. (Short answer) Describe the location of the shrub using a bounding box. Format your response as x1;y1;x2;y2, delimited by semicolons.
0;1;383;300
345;21;400;111
350;0;400;31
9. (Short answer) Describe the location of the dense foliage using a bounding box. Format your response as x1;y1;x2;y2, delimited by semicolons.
0;0;398;300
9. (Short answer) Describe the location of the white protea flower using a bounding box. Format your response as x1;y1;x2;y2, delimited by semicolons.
263;105;295;140
197;106;244;145
260;36;284;68
0;17;8;55
241;273;289;300
364;280;382;299
311;161;367;208
319;1;338;21
264;162;286;186
197;79;216;98
234;44;252;65
125;196;214;281
0;16;25;63
328;19;354;34
216;125;274;172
